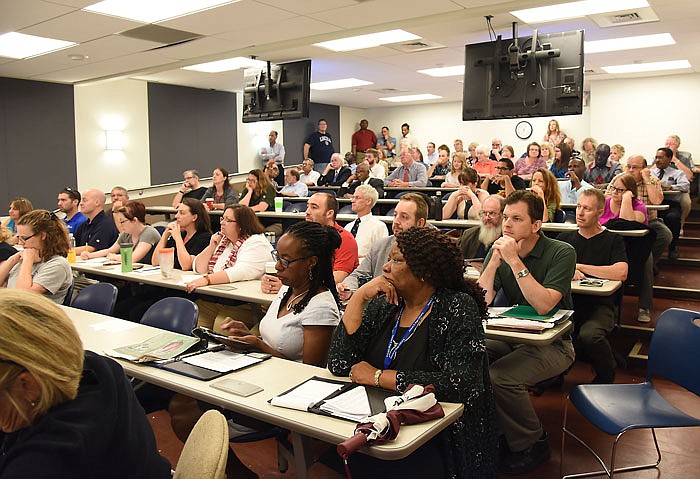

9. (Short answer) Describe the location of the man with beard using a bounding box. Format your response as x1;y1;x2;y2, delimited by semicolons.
459;195;504;260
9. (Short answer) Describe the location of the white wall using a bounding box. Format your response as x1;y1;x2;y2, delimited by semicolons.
365;102;591;157
589;73;700;160
339;106;366;155
235;92;284;172
74;79;150;192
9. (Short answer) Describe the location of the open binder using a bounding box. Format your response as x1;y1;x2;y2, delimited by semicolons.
270;376;396;422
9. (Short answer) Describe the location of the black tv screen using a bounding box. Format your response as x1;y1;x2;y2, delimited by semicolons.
242;59;311;123
462;30;584;121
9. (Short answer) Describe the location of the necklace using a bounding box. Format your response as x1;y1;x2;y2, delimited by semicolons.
286;289;309;311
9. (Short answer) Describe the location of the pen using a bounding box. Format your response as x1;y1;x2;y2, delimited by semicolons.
134;266;161;273
157;344;226;364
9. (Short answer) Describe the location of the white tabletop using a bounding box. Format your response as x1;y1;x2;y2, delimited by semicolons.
66;306;464;462
70;261;276;305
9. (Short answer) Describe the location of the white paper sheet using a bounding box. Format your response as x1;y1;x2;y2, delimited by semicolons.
270;379;343;412
182;350;260;372
319;385;371;421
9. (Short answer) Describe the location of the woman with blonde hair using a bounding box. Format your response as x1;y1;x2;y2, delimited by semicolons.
0;225;16;264
530;168;562;222
0;289;171;478
239;169;277;212
0;210;72;304
443;152;468;187
540;141;555;168
442;168;489;220
543;119;566;145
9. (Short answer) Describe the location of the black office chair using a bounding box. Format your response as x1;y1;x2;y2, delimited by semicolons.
62;280;75;306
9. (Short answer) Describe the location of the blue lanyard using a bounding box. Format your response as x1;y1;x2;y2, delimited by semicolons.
383;294;435;370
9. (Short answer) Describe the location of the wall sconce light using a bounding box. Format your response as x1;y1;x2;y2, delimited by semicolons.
105;130;124;150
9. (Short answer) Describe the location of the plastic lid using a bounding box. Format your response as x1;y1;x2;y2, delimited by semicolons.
159;248;175;253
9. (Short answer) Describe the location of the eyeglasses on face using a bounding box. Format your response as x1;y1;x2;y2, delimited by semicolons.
220;217;237;223
479;211;500;218
271;250;312;269
17;233;36;242
610;186;627;194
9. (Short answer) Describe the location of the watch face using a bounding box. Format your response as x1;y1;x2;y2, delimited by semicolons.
515;121;533;140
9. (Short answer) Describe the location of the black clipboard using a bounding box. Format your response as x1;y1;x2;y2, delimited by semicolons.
152;348;270;381
270;376;395;422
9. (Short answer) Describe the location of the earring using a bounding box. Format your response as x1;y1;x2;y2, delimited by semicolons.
29;400;37;407
309;268;314;281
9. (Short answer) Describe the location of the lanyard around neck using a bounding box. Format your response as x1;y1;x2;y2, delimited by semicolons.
383;293;436;370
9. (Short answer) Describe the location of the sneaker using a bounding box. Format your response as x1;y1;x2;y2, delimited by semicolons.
499;432;550;475
638;308;652;323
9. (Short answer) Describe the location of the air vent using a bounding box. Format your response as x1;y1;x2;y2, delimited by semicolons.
589;6;659;28
371;88;408;94
387;39;445;53
119;24;202;45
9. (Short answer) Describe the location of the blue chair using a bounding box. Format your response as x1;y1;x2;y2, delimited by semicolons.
71;282;118;315
561;308;700;478
338;204;354;214
140;297;198;335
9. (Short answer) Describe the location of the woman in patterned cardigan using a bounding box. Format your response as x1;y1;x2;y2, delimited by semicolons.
328;226;497;478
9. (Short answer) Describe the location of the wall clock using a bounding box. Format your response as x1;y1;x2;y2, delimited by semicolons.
515;120;533;140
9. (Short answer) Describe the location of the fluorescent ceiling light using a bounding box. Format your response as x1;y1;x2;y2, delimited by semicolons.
602;60;691;74
183;57;266;73
417;65;465;77
314;29;420;52
310;78;373;90
379;94;442;103
585;33;675;54
83;0;238;23
511;0;649;24
0;32;75;59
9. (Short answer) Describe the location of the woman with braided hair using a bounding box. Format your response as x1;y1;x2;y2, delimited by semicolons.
327;226;497;478
220;221;341;365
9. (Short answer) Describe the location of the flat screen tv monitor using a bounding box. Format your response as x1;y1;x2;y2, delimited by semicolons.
242;59;311;123
462;30;584;121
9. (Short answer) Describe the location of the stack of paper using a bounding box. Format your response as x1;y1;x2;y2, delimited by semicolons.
270;379;343;412
319;386;372;422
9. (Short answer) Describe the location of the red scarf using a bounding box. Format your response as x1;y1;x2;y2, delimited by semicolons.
207;235;248;274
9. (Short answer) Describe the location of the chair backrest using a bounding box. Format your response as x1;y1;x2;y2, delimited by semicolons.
173;409;228;479
648;308;700;396
62;280;75;306
71;282;119;315
140;297;198;335
553;208;566;223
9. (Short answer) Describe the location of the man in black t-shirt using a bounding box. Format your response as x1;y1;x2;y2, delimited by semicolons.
303;119;334;167
481;158;526;196
558;189;628;384
171;170;208;208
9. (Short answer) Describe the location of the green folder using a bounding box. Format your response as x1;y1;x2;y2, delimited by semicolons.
498;305;559;322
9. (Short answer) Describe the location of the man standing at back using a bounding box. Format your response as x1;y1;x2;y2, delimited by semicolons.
259;130;285;169
478;190;575;474
337;193;428;300
303;119;334;169
57;187;87;235
74;188;118;254
351;119;377;164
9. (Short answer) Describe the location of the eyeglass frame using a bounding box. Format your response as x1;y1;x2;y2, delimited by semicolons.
271;250;313;269
16;233;37;242
220;217;237;224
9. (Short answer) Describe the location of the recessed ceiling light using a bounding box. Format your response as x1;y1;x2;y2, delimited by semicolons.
417;65;464;77
379;94;442;103
183;57;267;73
0;32;76;59
585;33;675;54
314;29;421;52
83;0;238;23
310;78;373;90
511;0;649;24
601;60;691;74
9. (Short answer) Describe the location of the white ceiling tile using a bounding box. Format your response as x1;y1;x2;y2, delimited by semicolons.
0;0;75;33
21;10;143;43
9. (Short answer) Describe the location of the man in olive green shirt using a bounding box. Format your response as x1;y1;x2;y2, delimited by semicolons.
478;190;575;475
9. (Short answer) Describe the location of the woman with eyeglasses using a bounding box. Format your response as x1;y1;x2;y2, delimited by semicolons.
2;198;33;245
326;227;497;478
185;205;272;328
80;201;161;264
239;169;277;212
0;210;72;304
600;173;648;225
0;289;171;478
442;168;489;220
514;142;546;180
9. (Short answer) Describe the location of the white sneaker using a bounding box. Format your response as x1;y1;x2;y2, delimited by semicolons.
638;308;652;323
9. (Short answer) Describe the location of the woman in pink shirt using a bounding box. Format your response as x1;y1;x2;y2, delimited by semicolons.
513;142;547;179
600;173;648;225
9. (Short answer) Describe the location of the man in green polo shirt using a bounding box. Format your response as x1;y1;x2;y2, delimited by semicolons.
478;190;576;475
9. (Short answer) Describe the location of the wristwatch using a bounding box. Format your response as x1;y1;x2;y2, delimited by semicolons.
203;274;212;285
516;268;530;279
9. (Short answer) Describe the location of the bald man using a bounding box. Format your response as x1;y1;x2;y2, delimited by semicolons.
74;188;119;254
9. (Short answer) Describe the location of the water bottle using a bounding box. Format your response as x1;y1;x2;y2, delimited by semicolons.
67;234;76;263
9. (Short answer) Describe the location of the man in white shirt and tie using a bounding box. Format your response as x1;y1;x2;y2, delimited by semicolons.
345;185;388;258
